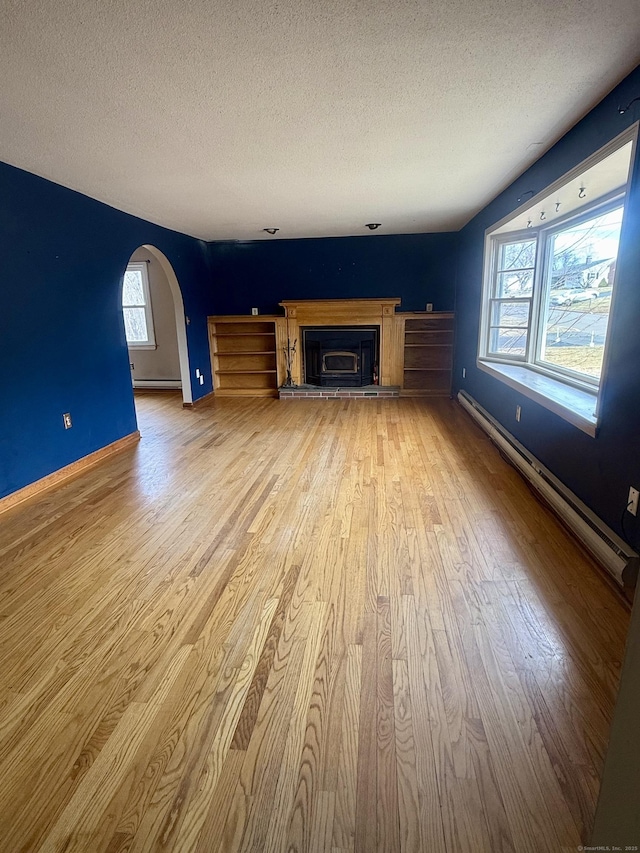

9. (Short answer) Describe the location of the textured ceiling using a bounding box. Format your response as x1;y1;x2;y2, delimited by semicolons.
1;1;639;241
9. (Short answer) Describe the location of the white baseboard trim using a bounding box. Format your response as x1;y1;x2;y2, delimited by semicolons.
133;380;182;389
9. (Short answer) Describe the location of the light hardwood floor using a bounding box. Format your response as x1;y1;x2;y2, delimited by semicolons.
0;393;629;852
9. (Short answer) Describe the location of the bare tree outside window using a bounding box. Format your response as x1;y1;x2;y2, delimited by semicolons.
540;208;623;378
122;263;156;348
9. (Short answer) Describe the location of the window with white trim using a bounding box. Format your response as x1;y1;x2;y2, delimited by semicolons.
479;129;636;403
122;262;156;348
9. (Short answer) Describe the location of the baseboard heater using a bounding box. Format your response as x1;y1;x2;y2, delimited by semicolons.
133;380;182;389
458;390;638;589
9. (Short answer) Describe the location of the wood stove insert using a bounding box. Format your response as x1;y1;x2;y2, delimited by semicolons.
302;326;379;387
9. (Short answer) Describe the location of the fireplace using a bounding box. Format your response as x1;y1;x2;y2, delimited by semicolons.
302;326;379;387
322;351;358;374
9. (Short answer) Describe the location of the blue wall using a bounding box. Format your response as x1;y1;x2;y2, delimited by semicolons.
0;162;213;499
0;166;456;502
454;65;640;548
4;60;640;548
208;232;458;315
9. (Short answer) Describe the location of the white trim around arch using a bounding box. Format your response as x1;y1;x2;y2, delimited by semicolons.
139;244;193;405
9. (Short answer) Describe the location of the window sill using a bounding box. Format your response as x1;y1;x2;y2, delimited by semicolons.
476;360;598;437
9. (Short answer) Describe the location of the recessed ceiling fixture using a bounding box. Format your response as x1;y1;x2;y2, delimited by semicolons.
263;228;279;235
365;223;381;230
618;96;640;115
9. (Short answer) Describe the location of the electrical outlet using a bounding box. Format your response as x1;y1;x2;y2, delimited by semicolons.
462;367;466;378
251;307;258;315
130;362;134;370
628;486;639;516
515;405;521;422
62;412;72;429
426;303;433;312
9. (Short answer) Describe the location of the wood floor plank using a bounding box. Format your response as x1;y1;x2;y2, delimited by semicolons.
332;644;363;851
0;393;628;853
37;644;192;853
231;561;302;750
401;595;447;852
354;612;377;853
376;595;401;853
224;639;306;852
392;658;422;853
263;601;327;853
153;596;280;853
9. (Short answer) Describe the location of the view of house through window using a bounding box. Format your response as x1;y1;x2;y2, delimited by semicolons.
490;207;623;379
122;262;155;348
539;206;622;378
479;130;635;393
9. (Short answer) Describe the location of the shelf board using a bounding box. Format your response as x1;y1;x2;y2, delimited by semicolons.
214;350;275;356
403;367;451;372
404;343;453;348
215;388;278;397
216;369;277;375
214;332;276;338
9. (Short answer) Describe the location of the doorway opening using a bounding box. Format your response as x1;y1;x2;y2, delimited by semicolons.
122;244;192;406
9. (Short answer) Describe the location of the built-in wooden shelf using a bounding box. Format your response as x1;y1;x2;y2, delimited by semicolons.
208;305;455;398
213;351;275;356
208;316;280;397
400;313;454;396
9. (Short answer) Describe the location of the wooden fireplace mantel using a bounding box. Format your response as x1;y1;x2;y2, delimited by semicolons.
207;299;454;396
279;298;402;387
279;298;401;323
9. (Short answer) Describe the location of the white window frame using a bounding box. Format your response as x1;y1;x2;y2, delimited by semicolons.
484;229;537;364
481;194;625;391
122;262;156;349
532;194;624;388
477;125;638;434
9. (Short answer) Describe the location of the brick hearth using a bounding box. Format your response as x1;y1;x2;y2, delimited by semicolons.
279;385;400;399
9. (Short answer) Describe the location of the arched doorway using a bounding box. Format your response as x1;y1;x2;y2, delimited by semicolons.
122;244;192;405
